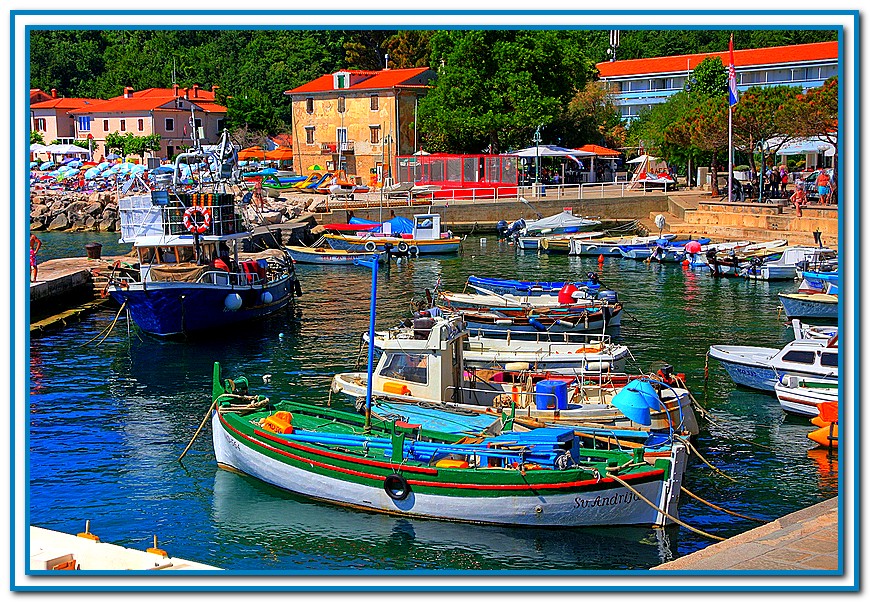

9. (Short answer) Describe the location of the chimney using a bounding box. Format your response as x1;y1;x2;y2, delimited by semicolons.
183;87;189;100
123;86;133;99
173;84;179;97
50;88;57;98
211;85;219;94
192;84;200;98
384;53;390;70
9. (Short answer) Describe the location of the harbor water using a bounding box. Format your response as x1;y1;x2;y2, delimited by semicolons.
28;234;838;571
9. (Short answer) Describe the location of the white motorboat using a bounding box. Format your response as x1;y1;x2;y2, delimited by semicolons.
709;337;838;393
741;246;836;281
774;375;838;417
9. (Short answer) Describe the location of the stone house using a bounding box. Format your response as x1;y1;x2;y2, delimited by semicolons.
285;67;435;185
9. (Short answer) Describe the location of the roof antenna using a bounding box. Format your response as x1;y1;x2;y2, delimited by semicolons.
172;57;177;86
384;53;389;70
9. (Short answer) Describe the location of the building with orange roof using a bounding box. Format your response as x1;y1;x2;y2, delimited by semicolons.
30;89;52;104
68;85;227;161
31;89;102;146
596;41;838;121
285;67;435;183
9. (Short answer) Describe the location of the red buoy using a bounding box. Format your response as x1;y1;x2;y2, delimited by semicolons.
598;254;604;264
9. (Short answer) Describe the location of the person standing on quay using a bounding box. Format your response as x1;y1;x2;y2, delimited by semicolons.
816;169;832;205
780;165;789;197
30;233;42;282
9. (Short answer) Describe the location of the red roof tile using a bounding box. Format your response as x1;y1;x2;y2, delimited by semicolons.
596;41;838;78
285;67;433;94
31;97;102;110
70;96;226;115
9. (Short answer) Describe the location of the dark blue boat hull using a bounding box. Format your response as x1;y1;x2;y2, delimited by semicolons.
109;280;294;337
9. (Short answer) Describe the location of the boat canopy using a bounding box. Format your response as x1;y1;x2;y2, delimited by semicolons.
524;211;601;234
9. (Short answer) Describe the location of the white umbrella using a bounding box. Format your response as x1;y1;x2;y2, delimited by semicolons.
627;154;660;164
46;143;89;155
30;143;48;153
510;145;595;158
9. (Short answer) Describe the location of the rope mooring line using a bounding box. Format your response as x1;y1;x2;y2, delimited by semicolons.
79;300;126;347
675;434;737;483
680;486;767;523
607;473;725;541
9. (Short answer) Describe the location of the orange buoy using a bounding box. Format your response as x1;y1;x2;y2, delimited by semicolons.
682;259;690;267
598;254;604;264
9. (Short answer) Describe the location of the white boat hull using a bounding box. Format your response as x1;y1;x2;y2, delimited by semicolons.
213;412;686;527
774;377;838;416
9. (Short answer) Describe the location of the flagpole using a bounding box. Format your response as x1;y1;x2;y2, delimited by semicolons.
728;106;733;202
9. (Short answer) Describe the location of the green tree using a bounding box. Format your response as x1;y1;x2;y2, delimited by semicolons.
732;85;803;179
30;131;45;145
781;76;838;195
564;81;626;149
418;30;593;153
383;31;437;68
105;131;125;155
689;56;728;97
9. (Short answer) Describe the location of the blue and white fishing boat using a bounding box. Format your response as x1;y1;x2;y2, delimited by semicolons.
106;129;301;337
779;288;839;320
618;238;711;261
323;213;461;255
741;246;836;281
570;233;675;256
466;275;602;296
708;337;838;393
284;245;382;266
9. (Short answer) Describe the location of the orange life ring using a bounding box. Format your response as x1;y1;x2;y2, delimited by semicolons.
183;206;212;234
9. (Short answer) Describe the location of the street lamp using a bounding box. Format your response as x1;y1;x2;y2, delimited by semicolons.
533;125;542;197
755;139;768;203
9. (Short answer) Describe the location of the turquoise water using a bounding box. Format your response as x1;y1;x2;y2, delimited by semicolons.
28;236;838;572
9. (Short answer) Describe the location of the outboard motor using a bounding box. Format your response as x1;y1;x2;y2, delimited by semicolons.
596;289;618;304
500;218;525;239
496;220;509;238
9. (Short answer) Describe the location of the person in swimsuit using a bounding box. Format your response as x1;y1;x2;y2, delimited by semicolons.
30;234;42;282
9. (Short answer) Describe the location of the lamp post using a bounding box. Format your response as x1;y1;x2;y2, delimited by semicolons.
533;125;542;197
755;139;766;203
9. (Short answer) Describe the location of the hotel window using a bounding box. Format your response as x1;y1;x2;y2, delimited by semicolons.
370;125;381;144
137;118;144;132
34;118;46;131
338;96;346;113
165;118;175;131
103;119;109;131
370;95;379;110
120;119;126;132
77;116;91;131
306;97;314;113
305;126;315;145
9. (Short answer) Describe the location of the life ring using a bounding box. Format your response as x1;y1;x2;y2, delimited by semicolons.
408;246;419;257
364;240;377;252
183;206;212;234
383;473;411;501
397;241;409;253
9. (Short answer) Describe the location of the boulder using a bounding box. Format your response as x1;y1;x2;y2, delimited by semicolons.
30;221;46;232
85;216;97;229
65;200;89;215
99;217;116;232
84;203;104;216
47;213;69;231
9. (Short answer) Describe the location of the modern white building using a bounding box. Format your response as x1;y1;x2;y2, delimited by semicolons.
596;41;838;121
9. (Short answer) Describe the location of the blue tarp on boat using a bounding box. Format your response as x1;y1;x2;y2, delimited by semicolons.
348;216;414;235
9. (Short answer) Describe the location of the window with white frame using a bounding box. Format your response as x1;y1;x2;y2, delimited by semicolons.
165;118;175;131
77;116;91;131
34;118;46;131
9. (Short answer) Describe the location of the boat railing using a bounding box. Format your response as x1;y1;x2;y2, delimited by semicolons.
118;192;246;240
465;326;612;348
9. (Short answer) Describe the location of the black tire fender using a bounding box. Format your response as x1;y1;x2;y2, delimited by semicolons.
384;473;411;501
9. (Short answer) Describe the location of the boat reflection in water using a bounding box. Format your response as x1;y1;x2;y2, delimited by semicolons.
210;469;679;571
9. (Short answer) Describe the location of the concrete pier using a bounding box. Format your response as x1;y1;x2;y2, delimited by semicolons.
654;497;839;571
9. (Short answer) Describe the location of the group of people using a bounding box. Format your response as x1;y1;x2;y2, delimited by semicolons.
789;169;833;216
765;165;790;199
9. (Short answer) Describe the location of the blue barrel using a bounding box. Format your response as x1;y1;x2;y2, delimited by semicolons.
535;380;568;410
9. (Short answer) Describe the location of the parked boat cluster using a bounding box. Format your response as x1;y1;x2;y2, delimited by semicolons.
96;135;838;535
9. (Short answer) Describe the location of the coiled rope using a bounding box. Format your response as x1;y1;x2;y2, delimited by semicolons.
606;473;725;541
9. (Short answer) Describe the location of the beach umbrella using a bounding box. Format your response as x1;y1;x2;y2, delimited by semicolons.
265;147;293;161
30;143;48;153
106;153;121;160
29;161;37;169
685;241;702;254
309;164;324;171
238;146;265;160
39;161;55;170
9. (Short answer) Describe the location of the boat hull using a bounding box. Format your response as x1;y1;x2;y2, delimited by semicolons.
324;234;460;255
285;246;380;265
779;293;839;320
774;378;839;417
212;411;686;527
709;345;779;391
109;278;293;337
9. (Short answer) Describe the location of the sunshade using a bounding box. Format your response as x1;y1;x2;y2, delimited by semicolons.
238;146;265;160
510;145;595;158
265;147;293;161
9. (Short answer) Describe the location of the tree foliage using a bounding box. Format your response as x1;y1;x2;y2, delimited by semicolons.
30;131;45;145
418;30;593;153
105;131;161;156
689;57;728;96
564;81;626;149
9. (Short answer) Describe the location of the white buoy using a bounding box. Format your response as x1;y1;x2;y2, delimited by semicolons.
224;293;243;311
480;237;487;245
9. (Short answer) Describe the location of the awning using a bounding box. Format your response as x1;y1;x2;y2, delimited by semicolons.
510;145;595;158
774;137;836;157
575;144;621;157
238;146;266;160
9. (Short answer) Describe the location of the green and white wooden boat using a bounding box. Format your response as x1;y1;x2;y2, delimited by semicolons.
210;362;688;527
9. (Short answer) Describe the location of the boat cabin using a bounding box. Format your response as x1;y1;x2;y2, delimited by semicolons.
411;214;448;241
373;313;468;404
770;338;839;377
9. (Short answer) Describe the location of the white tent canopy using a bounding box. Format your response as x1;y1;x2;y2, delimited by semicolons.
510;145;595;158
772;136;837;157
30;143;49;153
45;143;89;155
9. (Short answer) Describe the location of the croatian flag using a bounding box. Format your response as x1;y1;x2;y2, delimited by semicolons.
728;34;739;107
